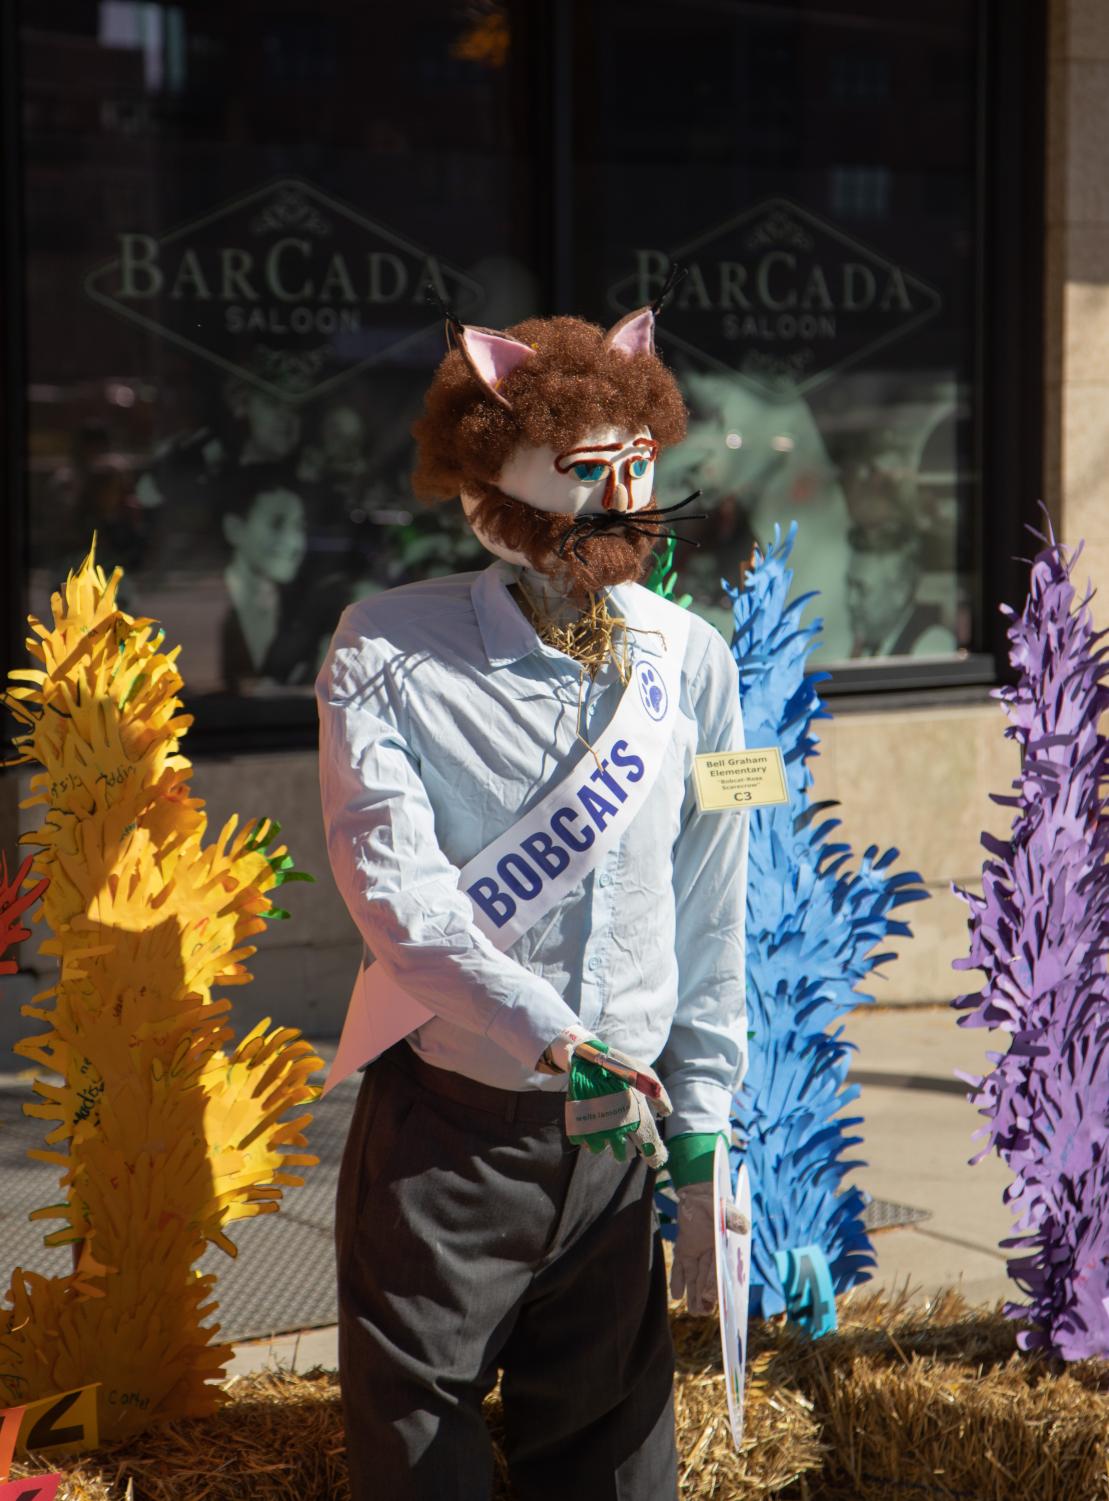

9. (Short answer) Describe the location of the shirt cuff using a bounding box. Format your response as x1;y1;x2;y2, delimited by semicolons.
667;1131;724;1188
485;982;582;1073
665;1078;735;1139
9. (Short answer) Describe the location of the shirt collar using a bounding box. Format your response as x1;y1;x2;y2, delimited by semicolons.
471;560;667;670
471;561;538;668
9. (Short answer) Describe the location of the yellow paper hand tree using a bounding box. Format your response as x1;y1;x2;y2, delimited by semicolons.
0;546;322;1439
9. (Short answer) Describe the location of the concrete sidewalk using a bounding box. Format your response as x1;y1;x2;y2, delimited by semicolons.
841;1003;1014;1308
228;1003;1020;1378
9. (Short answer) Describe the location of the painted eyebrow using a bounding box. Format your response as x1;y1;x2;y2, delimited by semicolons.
558;435;654;456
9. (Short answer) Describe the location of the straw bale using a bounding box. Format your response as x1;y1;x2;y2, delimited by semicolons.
800;1287;1109;1501
14;1291;1109;1501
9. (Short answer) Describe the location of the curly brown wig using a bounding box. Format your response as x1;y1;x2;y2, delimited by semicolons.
411;314;688;502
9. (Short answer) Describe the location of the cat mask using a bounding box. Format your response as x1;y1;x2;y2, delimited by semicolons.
411;307;689;593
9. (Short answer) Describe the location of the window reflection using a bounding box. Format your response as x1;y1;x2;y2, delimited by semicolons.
22;0;523;728
575;1;977;664
20;0;982;739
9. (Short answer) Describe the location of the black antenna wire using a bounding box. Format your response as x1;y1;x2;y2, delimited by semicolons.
424;282;465;346
649;262;687;316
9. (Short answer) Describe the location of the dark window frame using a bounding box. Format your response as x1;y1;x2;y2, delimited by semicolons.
825;0;1045;701
2;5;28;765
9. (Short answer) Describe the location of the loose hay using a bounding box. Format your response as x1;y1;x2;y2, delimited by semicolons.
9;1371;349;1501
17;1291;1109;1501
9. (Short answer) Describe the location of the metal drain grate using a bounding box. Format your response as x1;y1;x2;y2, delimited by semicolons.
199;1076;358;1340
0;1076;361;1344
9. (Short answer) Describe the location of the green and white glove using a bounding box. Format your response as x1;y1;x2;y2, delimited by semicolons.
668;1137;751;1315
540;1027;673;1168
671;1182;718;1314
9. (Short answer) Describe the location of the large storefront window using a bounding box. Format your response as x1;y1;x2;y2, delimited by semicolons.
12;1;1032;743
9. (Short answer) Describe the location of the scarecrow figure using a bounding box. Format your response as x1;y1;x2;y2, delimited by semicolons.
317;301;748;1500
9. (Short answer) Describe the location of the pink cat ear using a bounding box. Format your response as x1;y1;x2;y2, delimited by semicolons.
457;326;536;408
605;307;656;358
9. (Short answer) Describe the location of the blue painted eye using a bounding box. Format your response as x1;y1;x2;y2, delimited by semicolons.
630;458;649;477
573;463;606;482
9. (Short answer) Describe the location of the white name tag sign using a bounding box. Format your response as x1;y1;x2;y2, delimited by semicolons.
323;612;691;1095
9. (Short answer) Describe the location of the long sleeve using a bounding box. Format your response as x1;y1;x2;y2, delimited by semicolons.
657;629;748;1137
316;620;581;1074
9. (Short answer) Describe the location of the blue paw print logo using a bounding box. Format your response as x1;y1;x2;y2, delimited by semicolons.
636;661;667;721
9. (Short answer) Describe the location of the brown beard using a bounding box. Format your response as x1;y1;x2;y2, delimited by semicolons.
465;480;656;595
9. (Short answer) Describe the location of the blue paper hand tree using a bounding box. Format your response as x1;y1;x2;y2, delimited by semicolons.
729;525;928;1318
954;528;1109;1360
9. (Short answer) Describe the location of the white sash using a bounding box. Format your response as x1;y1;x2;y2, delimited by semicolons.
322;609;690;1094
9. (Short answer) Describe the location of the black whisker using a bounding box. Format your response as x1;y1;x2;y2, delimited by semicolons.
651;495;702;519
619;521;703;551
554;489;708;565
644;530;702;549
623;520;699;536
642;489;703;518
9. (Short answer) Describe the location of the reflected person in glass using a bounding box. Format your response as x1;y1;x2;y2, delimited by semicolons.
218;463;309;693
845;522;957;659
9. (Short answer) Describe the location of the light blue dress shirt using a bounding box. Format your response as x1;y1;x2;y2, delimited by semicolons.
316;560;748;1138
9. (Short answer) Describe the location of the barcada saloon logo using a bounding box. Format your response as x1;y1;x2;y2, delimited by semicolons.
608;198;942;399
85;178;482;402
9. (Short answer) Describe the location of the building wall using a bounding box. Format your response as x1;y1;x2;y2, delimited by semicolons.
808;701;1016;1006
1047;0;1109;592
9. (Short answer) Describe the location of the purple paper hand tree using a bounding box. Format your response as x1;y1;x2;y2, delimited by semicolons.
954;528;1109;1359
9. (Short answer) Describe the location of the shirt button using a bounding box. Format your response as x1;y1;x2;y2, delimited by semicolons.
598;873;612;888
587;956;602;971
